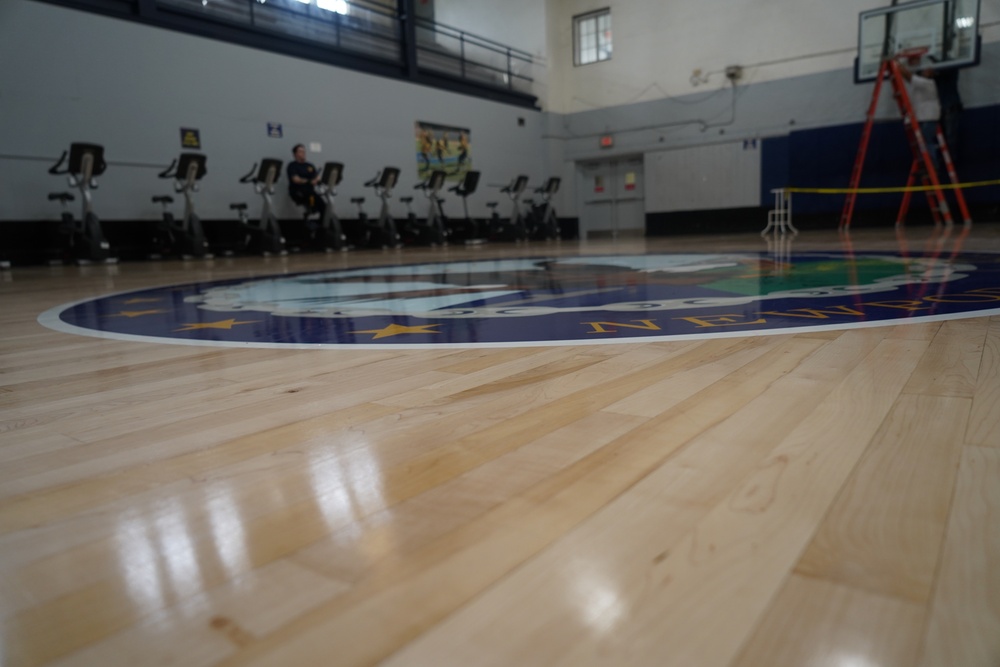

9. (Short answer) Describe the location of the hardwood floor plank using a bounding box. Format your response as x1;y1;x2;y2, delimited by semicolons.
0;342;212;388
14;561;344;667
1;230;998;667
376;346;634;408
966;318;1000;447
0;348;394;415
0;433;83;466
0;412;649;650
919;445;1000;666
215;333;896;664
379;338;926;667
794;394;970;603
601;337;780;418
902;317;988;397
884;322;943;341
732;574;925;666
0;399;401;525
0;349;694;602
433;346;558;374
8;363;443;448
290;411;651;585
211;338;845;666
0;346;691;530
0;369;450;501
3;348;780;628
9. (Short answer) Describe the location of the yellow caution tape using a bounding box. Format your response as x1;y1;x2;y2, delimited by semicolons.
783;178;1000;195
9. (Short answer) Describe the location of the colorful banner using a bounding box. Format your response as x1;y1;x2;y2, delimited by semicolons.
415;121;471;182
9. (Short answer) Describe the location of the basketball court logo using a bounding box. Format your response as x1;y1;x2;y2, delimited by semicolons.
40;252;1000;348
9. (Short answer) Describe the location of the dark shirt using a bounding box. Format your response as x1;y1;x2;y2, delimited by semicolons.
287;161;318;199
936;68;962;112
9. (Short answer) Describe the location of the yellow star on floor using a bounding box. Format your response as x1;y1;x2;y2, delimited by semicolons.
174;319;260;332
109;310;168;318
351;323;441;339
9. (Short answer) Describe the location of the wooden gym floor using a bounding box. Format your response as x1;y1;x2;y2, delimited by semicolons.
1;225;998;666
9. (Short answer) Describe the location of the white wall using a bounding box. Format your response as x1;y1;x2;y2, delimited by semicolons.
0;0;548;221
542;0;1000;114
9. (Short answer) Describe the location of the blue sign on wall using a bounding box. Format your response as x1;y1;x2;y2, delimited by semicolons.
267;123;283;138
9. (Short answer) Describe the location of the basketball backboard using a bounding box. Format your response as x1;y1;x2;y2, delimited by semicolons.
856;0;981;81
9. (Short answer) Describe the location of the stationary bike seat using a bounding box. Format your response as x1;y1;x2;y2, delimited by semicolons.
152;196;174;204
229;203;248;211
48;192;75;202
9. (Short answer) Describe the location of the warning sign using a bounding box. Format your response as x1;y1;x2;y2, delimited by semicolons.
180;128;201;150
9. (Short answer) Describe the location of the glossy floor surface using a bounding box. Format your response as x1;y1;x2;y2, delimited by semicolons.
2;226;999;666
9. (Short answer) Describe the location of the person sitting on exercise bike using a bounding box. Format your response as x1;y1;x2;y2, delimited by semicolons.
286;144;326;220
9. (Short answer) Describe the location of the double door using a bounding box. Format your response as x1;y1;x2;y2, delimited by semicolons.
578;157;645;239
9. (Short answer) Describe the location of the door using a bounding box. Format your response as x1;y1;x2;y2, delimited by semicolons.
578;157;645;240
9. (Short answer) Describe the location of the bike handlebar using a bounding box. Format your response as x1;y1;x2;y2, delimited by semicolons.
48;149;107;177
238;163;258;183
48;151;69;175
158;159;178;179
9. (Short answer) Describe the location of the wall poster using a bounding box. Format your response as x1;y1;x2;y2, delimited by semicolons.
415;121;471;182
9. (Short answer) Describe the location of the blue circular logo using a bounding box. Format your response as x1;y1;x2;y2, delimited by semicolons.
40;251;1000;348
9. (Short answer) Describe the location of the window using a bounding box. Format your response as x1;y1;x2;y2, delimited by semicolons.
293;0;350;13
316;0;349;13
574;9;611;66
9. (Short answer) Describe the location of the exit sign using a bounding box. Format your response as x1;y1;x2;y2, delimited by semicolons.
599;135;614;148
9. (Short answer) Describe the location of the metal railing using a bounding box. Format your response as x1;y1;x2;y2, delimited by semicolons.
157;0;404;63
413;18;534;93
150;0;534;94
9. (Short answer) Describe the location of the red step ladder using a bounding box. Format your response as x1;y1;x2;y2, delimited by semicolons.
840;57;971;229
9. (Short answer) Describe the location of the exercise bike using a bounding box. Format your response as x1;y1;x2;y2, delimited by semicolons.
526;177;561;241
151;153;211;259
488;174;529;242
313;162;348;252
446;170;484;244
400;170;448;246
231;159;286;256
349;196;369;246
398;195;419;242
360;167;402;249
47;142;115;263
